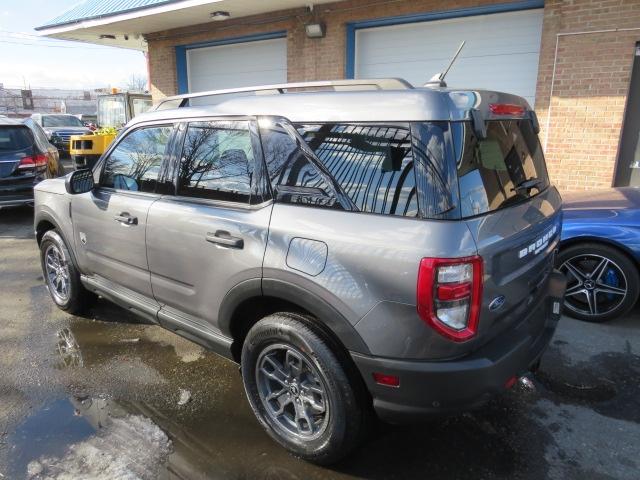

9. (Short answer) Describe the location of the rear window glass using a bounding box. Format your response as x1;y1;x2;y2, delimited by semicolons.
452;120;549;218
0;127;33;151
297;123;418;217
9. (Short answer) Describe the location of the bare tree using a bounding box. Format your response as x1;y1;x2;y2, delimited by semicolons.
126;74;148;92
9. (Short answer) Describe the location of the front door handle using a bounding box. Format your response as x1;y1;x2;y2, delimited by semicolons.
114;212;138;225
206;230;244;249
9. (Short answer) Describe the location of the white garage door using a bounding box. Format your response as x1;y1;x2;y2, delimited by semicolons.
355;9;543;105
187;37;287;93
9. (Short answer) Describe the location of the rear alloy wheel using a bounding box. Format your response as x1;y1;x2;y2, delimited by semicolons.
558;243;639;322
241;313;369;464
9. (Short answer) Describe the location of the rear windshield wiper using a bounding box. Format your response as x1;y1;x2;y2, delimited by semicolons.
512;178;543;194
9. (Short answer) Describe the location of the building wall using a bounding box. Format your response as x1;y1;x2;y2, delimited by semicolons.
535;0;640;191
146;0;640;191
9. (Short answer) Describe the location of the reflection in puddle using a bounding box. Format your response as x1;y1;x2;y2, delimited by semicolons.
56;328;83;368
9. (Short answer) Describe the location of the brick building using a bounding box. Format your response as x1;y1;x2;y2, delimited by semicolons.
37;0;640;191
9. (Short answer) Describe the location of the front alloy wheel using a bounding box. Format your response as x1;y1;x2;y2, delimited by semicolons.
44;243;71;304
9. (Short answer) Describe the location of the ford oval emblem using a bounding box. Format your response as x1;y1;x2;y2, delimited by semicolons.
489;295;506;311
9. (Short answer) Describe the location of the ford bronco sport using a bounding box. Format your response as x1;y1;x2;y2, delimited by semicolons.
34;78;566;464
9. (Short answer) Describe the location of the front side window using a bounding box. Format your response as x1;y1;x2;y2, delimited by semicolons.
101;125;172;192
453;120;549;218
177;121;254;203
297;123;419;217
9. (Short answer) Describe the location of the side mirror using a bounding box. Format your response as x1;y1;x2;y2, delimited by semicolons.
65;169;94;194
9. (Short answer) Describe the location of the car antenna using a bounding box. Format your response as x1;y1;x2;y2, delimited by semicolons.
424;41;466;88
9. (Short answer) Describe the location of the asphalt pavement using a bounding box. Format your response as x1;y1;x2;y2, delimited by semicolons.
0;205;638;480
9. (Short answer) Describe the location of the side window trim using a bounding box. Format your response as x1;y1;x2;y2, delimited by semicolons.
97;122;176;195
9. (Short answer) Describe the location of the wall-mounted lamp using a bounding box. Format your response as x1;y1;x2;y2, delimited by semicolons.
210;11;230;21
305;22;325;38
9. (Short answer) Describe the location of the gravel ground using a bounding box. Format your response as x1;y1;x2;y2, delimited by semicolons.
0;205;638;480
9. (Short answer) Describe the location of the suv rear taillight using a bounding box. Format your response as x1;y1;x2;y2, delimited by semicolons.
18;154;47;169
417;256;483;342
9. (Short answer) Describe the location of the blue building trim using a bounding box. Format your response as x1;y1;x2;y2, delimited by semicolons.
344;0;544;79
175;31;287;94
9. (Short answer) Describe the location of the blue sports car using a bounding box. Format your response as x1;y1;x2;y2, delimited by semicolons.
559;187;640;322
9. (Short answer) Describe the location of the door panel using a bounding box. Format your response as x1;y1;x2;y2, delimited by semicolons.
146;118;271;332
72;189;158;298
146;199;272;330
71;123;174;300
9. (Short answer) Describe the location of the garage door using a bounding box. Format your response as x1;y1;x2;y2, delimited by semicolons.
186;37;287;93
354;9;543;105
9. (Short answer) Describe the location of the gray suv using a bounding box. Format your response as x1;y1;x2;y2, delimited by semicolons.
34;79;566;464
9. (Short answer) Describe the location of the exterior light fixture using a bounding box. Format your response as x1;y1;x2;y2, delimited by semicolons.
210;11;230;21
305;22;325;38
99;34;116;39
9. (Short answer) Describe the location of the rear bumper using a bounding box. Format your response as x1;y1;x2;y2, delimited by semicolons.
0;181;34;207
351;270;567;423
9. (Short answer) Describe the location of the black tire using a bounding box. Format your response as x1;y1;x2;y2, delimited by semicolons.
241;312;369;465
40;229;95;314
557;242;639;322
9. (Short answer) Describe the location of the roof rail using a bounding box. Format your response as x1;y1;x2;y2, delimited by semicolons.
152;78;414;110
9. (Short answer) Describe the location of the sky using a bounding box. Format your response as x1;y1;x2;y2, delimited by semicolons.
0;0;147;90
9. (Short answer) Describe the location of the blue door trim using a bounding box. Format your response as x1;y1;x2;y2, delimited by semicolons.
175;30;287;94
345;0;544;79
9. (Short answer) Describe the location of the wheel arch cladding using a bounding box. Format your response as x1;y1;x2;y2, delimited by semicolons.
218;278;371;362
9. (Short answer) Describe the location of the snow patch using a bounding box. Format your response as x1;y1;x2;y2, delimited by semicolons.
26;415;171;480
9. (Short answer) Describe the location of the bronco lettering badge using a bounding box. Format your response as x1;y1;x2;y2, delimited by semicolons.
518;225;558;259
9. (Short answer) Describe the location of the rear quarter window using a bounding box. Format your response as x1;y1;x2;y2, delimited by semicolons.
0;127;33;151
296;123;419;217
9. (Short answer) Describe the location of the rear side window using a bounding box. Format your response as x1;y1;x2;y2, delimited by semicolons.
177;121;254;203
297;124;418;217
0;127;33;151
260;120;340;209
101;125;172;192
453;120;550;218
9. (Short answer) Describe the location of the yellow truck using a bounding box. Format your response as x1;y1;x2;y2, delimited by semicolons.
69;91;152;170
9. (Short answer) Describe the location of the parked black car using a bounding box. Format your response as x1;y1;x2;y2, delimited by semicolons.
0;117;63;208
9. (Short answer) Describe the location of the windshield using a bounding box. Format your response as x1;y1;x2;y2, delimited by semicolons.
452;119;550;218
42;115;84;128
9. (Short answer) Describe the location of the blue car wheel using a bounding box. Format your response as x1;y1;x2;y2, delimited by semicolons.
558;242;639;322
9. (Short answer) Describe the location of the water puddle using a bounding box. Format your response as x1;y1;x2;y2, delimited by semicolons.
7;398;96;478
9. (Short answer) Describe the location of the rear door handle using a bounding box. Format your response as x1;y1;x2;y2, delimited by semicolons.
114;212;138;225
206;230;244;249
